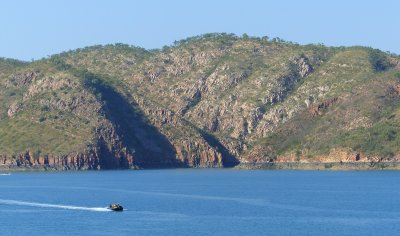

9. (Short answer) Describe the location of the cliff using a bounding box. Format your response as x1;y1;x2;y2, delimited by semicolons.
1;34;400;170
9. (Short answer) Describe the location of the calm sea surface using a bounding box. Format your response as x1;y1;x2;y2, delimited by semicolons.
0;169;399;235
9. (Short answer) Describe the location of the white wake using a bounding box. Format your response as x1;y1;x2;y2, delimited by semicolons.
0;199;111;212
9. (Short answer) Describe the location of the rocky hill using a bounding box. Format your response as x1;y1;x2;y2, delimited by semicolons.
1;33;400;170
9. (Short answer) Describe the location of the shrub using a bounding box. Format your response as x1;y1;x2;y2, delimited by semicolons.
41;105;50;112
387;129;397;141
324;163;334;169
369;49;391;72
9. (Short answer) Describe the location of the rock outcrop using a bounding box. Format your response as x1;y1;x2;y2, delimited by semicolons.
307;97;339;117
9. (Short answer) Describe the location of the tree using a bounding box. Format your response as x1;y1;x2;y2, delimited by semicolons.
262;36;269;41
369;49;391;72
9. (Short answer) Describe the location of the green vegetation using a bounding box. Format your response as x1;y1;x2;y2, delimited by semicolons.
0;34;399;167
369;48;392;72
0;115;90;156
334;120;400;158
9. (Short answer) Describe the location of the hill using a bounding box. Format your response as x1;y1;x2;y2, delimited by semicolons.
1;33;400;170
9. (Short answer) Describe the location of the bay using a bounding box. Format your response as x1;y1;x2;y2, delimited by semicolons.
0;169;399;235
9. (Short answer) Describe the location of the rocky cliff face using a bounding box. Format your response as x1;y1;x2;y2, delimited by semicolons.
1;34;400;170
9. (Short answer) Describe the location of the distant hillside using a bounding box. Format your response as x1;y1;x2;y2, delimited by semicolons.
1;33;400;170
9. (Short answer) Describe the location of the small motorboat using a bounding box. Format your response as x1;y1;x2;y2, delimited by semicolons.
108;204;123;211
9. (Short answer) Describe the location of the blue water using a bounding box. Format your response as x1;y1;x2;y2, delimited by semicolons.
0;170;399;235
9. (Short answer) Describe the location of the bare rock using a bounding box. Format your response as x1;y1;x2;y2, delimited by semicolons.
7;70;37;87
7;102;22;117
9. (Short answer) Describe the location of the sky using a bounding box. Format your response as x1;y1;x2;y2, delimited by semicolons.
0;0;399;61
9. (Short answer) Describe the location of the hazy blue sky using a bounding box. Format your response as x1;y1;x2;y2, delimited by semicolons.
1;0;399;60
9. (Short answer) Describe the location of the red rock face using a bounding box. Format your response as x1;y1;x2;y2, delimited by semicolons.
276;148;400;164
0;137;227;170
388;82;400;95
174;139;223;168
0;149;135;170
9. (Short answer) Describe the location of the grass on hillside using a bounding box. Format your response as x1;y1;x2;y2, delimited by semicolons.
0;114;91;156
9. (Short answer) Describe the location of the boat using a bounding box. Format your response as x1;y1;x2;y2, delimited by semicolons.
108;204;123;211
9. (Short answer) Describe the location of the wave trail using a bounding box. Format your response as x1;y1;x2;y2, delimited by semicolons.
0;199;111;212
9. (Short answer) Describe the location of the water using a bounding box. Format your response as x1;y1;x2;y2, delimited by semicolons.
0;169;399;235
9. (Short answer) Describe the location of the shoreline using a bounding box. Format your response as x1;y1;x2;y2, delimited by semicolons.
2;162;400;172
236;162;400;170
